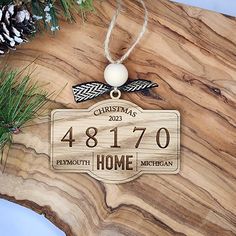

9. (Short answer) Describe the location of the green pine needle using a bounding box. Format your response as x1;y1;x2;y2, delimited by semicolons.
80;0;94;11
0;68;49;152
0;0;94;32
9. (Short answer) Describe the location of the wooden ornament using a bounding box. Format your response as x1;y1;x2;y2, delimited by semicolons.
51;99;180;183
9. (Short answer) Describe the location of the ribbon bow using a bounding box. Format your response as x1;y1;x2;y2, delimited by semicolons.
72;79;158;103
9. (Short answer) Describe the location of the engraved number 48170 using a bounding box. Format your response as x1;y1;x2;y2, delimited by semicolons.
61;126;170;149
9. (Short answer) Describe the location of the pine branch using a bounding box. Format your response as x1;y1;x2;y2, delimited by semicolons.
0;0;94;33
0;68;49;152
30;0;94;32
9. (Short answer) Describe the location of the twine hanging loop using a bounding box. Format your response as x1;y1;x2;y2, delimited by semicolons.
104;0;148;64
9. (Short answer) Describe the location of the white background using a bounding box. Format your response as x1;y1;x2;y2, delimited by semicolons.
172;0;236;16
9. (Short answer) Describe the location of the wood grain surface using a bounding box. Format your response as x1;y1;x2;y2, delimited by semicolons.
0;0;236;235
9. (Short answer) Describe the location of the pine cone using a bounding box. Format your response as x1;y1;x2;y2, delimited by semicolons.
0;4;36;55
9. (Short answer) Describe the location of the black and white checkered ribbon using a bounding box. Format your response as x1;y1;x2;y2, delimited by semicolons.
72;79;158;103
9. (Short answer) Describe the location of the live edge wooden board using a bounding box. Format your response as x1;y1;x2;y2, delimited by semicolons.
0;0;236;235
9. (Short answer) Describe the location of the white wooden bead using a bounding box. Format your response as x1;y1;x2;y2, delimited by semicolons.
104;63;128;87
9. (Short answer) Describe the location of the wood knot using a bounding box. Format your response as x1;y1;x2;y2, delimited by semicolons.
209;86;222;96
141;89;162;100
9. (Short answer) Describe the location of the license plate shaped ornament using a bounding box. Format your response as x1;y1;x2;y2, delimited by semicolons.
51;99;180;183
